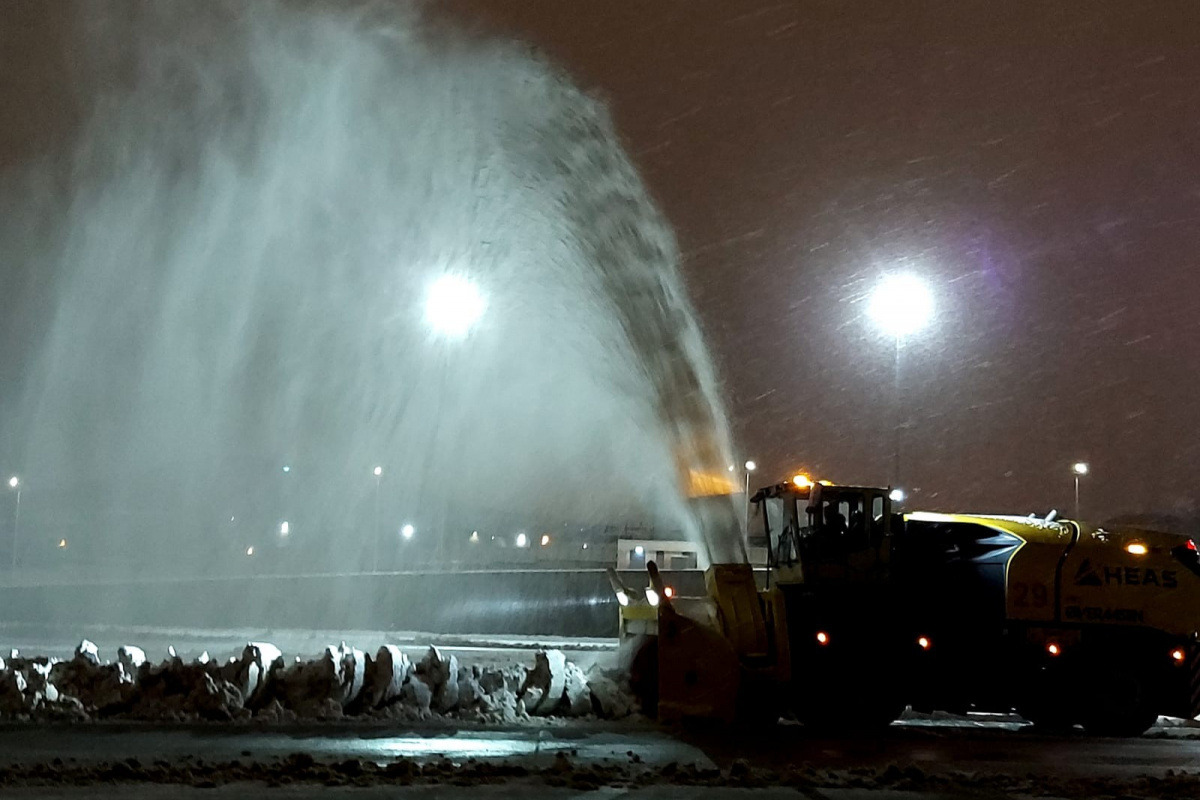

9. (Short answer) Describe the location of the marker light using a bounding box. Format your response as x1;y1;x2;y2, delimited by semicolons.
816;631;829;646
1125;543;1148;556
1171;648;1186;664
1187;539;1198;553
616;591;629;607
793;474;813;489
664;586;675;599
917;636;931;651
1047;643;1061;657
645;588;660;607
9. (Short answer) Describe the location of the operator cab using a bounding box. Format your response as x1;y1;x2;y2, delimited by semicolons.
751;481;895;585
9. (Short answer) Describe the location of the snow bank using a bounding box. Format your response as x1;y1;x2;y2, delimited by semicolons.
0;640;640;723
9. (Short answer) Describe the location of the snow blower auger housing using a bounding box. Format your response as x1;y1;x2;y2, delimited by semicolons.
615;479;1200;735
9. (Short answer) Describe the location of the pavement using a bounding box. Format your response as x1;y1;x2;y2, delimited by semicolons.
4;719;1200;798
0;787;988;799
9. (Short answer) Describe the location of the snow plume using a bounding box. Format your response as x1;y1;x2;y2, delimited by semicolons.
0;0;741;590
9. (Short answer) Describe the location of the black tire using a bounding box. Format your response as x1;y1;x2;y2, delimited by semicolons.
1017;668;1078;732
1077;663;1159;737
795;667;905;732
798;696;905;732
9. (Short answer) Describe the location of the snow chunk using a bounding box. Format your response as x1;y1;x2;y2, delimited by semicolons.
563;661;591;717
362;645;410;709
226;642;282;709
75;640;101;666
416;646;460;713
118;645;147;673
521;650;567;716
401;675;433;716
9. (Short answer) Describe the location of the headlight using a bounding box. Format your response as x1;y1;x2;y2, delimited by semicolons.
644;588;660;607
616;591;629;607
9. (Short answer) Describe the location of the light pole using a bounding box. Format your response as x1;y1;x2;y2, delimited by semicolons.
742;460;757;538
8;476;20;577
372;466;383;572
868;274;934;488
1072;462;1089;520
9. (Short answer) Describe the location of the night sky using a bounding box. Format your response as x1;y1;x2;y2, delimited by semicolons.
3;2;1200;522
440;1;1200;520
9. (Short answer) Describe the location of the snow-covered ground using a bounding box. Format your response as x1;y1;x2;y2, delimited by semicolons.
4;721;1200;797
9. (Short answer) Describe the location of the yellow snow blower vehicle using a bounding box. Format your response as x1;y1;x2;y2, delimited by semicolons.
612;479;1200;735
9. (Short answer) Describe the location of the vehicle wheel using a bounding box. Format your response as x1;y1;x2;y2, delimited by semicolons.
1017;669;1077;732
798;697;904;732
1078;664;1158;737
796;675;905;733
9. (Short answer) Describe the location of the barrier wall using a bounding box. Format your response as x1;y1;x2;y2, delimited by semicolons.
0;570;720;638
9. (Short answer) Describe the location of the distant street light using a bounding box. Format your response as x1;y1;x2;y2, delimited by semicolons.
868;273;935;488
889;488;907;504
1072;462;1089;520
540;534;551;547
868;274;935;339
7;476;20;576
425;274;486;338
516;532;528;548
401;523;415;540
246;546;255;557
279;520;290;537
